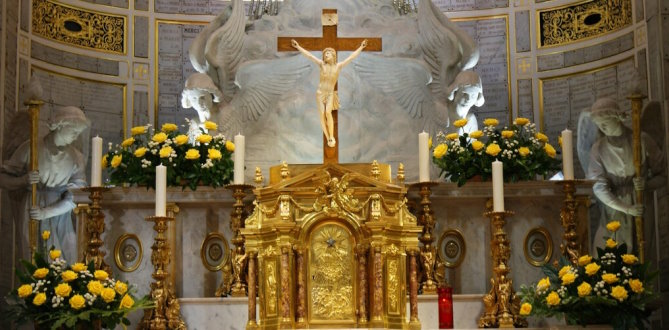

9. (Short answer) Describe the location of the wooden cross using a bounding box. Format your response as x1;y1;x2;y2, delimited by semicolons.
278;9;382;164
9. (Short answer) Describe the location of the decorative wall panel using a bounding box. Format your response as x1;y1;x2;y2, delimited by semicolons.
433;0;509;11
80;0;128;8
32;0;126;54
517;79;533;122
537;32;634;71
538;0;632;47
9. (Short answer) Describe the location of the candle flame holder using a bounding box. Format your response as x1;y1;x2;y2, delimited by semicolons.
225;183;254;297
410;181;439;294
81;186;111;273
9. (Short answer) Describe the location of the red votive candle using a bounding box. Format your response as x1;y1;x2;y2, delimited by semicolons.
438;286;454;328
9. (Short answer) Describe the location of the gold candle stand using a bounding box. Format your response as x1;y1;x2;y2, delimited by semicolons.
26;99;43;261
141;215;185;330
226;183;254;297
410;181;439;294
478;211;525;328
628;92;646;262
558;180;581;264
81;186;111;273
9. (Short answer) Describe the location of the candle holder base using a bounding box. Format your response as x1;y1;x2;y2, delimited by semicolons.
409;181;439;295
226;183;254;297
557;180;582;265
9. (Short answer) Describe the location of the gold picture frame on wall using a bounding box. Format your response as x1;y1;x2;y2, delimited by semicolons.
200;232;230;272
114;233;143;272
523;227;553;267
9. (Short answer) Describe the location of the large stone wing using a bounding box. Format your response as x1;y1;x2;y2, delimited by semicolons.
577;110;599;175
417;0;479;97
202;0;246;102
353;53;433;119
227;55;312;122
188;6;232;79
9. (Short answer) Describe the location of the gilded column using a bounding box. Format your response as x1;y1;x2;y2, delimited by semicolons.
356;244;369;324
280;245;292;326
247;252;258;329
372;245;383;323
408;248;419;323
295;246;307;326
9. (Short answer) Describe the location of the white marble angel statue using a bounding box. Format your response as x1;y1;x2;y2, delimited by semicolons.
181;73;224;142
577;97;665;251
445;70;484;134
0;105;89;261
291;39;368;147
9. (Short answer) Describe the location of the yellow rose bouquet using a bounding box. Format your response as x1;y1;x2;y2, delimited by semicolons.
518;221;657;330
5;234;152;329
432;118;560;186
104;120;234;190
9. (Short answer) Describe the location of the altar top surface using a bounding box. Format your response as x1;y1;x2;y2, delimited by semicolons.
268;162;392;184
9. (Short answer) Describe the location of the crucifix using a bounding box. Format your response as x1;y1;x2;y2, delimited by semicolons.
278;9;382;164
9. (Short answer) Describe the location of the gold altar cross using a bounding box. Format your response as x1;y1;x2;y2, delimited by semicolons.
277;9;382;164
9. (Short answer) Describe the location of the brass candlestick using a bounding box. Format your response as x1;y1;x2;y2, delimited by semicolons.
479;210;526;328
81;186;111;273
26;99;43;261
628;92;646;262
141;215;185;330
558;180;581;264
226;183;254;297
410;181;439;294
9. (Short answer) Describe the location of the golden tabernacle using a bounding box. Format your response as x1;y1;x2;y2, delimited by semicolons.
242;162;423;329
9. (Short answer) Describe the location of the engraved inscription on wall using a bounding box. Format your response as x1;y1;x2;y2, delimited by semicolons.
540;58;637;175
537;32;634;71
31;41;119;75
456;16;510;126
156;21;205;125
432;0;509;11
517;79;533;122
32;67;125;149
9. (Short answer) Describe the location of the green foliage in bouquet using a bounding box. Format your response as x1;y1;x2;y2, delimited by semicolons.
104;121;234;190
518;221;657;330
432;117;561;186
5;231;152;330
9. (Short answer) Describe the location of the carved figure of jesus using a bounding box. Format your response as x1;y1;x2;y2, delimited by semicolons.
291;39;368;147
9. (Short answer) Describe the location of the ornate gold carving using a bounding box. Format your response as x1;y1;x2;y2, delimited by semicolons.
114;233;142;272
524;227;553;267
254;166;264;186
410;181;438;294
559;180;580;264
200;232;230;272
81;187;112;274
387;259;399;314
437;229;466;268
280;161;290;180
310;223;355;321
396;163;405;186
265;262;278;316
314;172;362;215
539;0;632;47
141;216;185;330
32;0;125;54
226;184;253;297
478;211;526;328
370;160;380;180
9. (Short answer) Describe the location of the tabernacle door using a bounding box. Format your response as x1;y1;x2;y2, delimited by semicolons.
307;221;357;327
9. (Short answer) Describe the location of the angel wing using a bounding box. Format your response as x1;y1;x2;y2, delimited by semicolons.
353;53;433;119
577;110;600;176
225;55;312;123
641;101;665;154
189;6;233;80
417;0;479;97
201;0;246;102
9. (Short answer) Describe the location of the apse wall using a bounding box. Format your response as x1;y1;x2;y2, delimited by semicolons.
1;0;668;325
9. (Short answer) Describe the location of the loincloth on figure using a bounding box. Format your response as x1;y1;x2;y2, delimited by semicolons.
317;90;340;111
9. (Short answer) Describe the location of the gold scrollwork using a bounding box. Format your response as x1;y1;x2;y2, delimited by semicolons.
114;233;142;272
386;258;399;315
539;0;632;47
200;232;231;272
524;227;553;267
32;0;125;54
437;229;466;268
265;261;278;316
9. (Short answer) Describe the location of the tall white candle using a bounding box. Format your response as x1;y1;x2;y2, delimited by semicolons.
155;165;166;217
418;131;429;182
492;160;504;212
234;134;245;184
91;136;103;187
562;129;574;180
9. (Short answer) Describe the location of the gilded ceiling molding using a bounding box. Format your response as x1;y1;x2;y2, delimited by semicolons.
32;0;126;54
538;0;632;48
